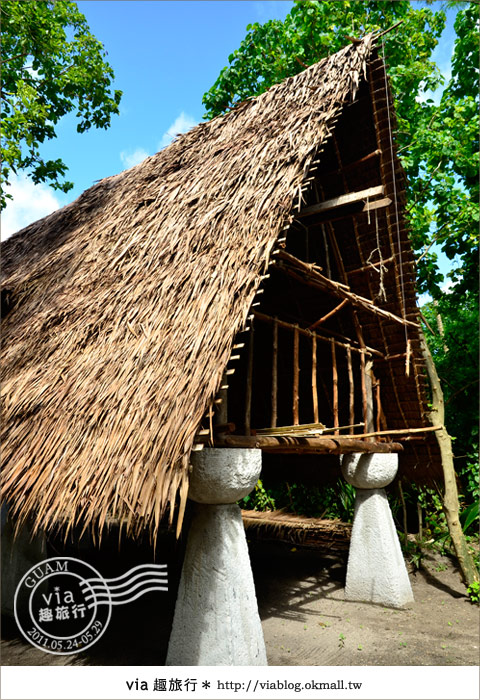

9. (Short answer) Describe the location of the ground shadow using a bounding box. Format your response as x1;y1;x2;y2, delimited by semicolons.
250;539;347;623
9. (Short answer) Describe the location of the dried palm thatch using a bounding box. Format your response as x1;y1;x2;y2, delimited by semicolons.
1;34;430;540
242;510;351;552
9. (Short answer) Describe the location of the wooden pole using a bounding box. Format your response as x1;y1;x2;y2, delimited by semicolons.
312;333;319;424
346;345;354;433
331;338;339;434
293;325;299;425
245;322;254;435
253;310;381;357
420;332;479;586
365;357;375;435
215;433;403;454
271;318;278;428
359;350;368;435
309;299;349;330
375;377;382;433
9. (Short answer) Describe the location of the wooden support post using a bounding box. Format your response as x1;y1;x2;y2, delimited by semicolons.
375;377;382;433
359;349;368;435
331;338;339;434
293;325;300;425
312;333;319;424
346;345;354;434
215;372;229;426
365;357;375;435
245;322;254;435
271;318;278;428
420;332;479;586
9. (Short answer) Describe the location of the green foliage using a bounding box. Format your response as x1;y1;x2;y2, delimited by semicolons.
421;292;479;473
467;581;479;605
460;501;479;535
239;478;276;511
202;0;479;303
240;478;356;522
411;2;479;301
1;0;122;208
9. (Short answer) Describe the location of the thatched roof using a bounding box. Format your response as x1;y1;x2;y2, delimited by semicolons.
1;35;437;540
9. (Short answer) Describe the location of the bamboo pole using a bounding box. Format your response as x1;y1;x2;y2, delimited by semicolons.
245;321;254;435
375;377;382;433
312;333;319;424
252;310;380;357
215;433;403;454
271;318;278;428
298;185;384;218
309;299;349;330
331;338;339;434
276;257;419;329
343;425;443;439
405;337;412;377
255;421;364;436
359;349;368;434
346;345;354;433
420;333;479;586
293;325;299;425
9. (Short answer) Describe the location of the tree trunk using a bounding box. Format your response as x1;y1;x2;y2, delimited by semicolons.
420;331;479;586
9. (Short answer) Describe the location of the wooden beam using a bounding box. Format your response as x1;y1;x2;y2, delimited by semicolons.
252;310;383;358
214;433;403;454
275;251;420;330
309;299;349;330
297;185;384;218
364;196;392;212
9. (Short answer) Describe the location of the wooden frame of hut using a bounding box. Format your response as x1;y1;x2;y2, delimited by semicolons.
1;35;440;541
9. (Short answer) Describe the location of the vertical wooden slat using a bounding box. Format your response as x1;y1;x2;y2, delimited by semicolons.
271;318;278;428
346;344;354;433
365;358;375;435
359;349;368;433
331;338;339;434
312;332;319;424
216;371;228;425
293;325;299;425
245;322;254;434
375;377;382;433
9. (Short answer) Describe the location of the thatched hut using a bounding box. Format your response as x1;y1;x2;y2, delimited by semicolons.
1;34;440;547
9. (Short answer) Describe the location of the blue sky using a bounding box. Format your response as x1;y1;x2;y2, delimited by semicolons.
2;0;457;258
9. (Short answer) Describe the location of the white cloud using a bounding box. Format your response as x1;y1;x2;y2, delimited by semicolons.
1;173;64;240
159;112;197;149
120;147;149;169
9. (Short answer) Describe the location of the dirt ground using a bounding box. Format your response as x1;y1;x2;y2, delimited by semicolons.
1;537;479;667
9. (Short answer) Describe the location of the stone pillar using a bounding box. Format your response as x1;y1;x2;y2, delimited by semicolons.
166;448;267;666
341;453;414;608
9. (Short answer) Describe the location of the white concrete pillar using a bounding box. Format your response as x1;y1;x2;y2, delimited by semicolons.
341;453;414;608
166;448;267;666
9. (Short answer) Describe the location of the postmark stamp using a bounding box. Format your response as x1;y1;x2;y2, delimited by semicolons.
14;557;167;655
